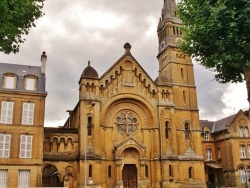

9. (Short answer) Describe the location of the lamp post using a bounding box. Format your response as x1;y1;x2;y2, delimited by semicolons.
85;102;95;188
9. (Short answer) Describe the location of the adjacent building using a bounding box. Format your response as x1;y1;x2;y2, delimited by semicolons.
201;110;250;187
0;53;47;187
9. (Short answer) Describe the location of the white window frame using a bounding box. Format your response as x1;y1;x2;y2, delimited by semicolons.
0;134;11;158
240;127;244;137
244;127;249;137
239;166;246;183
25;77;36;91
205;131;210;141
240;145;246;158
5;76;15;89
19;135;33;158
0;101;14;124
0;169;8;188
22;103;35;125
18;170;30;188
206;148;213;161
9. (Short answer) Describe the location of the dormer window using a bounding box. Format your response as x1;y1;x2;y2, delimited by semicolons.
24;76;37;91
204;131;210;141
3;74;17;89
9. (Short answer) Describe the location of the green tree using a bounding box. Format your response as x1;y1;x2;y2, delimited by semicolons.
177;0;250;110
0;0;45;54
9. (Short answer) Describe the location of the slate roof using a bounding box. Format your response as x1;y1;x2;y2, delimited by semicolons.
200;112;238;133
0;62;46;93
80;61;99;80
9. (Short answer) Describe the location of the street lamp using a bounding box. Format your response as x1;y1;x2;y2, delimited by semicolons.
85;102;95;187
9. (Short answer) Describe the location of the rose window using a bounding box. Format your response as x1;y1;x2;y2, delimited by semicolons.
115;112;138;135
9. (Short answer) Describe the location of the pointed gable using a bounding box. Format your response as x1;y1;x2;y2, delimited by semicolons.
99;43;156;95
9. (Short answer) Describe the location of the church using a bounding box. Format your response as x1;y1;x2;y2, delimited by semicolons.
42;0;206;187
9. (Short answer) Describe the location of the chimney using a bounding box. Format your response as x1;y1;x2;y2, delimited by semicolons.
41;51;47;74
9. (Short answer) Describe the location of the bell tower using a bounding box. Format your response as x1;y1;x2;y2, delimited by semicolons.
156;1;206;187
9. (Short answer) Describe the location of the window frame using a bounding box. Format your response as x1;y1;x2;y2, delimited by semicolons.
3;74;17;89
0;101;14;124
0;169;8;188
240;145;246;159
206;148;213;161
204;131;210;141
0;134;11;158
22;103;35;125
18;170;30;187
19;135;33;158
24;76;37;91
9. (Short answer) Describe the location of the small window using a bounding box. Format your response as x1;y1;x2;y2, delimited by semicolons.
108;165;112;178
239;166;246;183
0;169;8;188
20;135;33;158
240;145;246;158
244;127;249;137
189;167;193;179
205;131;210;141
217;148;221;158
183;91;186;104
89;165;92;178
18;170;30;187
165;121;170;139
184;123;190;140
4;76;16;89
0;134;11;158
145;165;149;178
169;165;173;177
87;117;92;136
0;101;14;124
25;77;36;91
206;148;213;161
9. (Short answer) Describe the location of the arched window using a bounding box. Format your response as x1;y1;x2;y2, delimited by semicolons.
189;167;193;179
145;165;149;178
108;165;112;178
206;148;213;161
169;165;173;177
239;166;246;183
184;123;190;140
183;90;186;104
89;165;92;178
165;121;170;139
87;117;92;136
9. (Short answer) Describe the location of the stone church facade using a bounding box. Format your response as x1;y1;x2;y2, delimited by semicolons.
42;1;206;187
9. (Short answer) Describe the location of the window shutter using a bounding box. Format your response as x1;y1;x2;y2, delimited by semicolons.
18;170;30;187
6;102;13;124
1;102;14;124
22;103;34;125
0;134;11;158
0;102;7;123
0;170;8;188
20;135;32;158
28;104;34;125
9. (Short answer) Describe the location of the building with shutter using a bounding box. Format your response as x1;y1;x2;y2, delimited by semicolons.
42;0;207;187
0;53;47;187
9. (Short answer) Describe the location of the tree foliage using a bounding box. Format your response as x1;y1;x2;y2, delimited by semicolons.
0;0;45;54
177;0;250;83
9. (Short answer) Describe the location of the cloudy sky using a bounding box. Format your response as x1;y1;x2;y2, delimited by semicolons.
0;0;247;126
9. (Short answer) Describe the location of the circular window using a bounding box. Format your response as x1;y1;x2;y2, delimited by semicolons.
115;112;138;135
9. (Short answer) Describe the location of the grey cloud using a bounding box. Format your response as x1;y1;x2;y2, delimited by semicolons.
0;0;240;126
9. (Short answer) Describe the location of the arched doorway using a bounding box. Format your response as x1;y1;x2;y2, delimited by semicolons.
121;148;140;188
122;164;137;188
42;164;63;187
